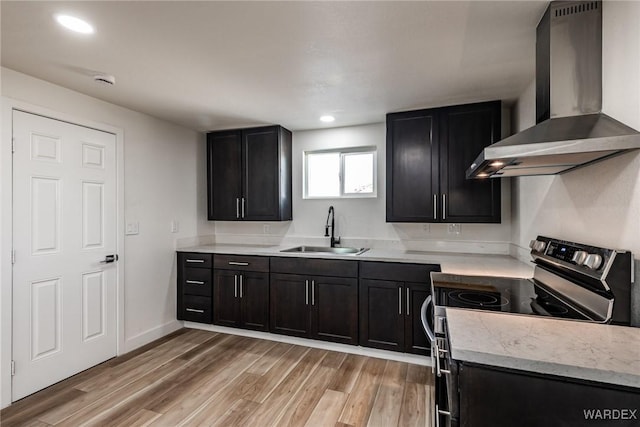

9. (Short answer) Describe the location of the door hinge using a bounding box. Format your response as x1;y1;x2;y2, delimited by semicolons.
11;360;15;376
11;249;16;265
11;137;15;153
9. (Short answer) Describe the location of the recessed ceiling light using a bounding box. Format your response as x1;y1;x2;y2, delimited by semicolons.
489;161;505;167
55;14;94;34
320;115;335;123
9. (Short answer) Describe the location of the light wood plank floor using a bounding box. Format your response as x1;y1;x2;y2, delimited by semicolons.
0;329;434;427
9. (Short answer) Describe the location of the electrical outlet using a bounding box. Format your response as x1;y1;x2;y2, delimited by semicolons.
171;220;179;233
263;224;271;234
422;224;430;233
125;222;139;235
448;223;461;234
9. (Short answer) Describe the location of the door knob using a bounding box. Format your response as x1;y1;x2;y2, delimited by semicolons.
100;254;118;264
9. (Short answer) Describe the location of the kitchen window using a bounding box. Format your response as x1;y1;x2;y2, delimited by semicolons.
303;147;377;199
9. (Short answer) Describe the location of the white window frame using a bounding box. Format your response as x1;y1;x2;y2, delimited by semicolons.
303;146;377;199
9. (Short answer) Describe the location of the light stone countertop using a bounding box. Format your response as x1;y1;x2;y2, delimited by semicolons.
446;307;640;388
177;244;534;278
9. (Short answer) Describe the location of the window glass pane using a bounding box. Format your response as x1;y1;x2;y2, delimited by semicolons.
307;152;340;197
343;152;374;194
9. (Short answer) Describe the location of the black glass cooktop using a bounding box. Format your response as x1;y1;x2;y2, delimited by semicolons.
430;272;590;320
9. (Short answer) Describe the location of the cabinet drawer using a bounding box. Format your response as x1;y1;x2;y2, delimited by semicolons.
179;252;213;268
214;255;269;272
179;295;212;323
270;257;357;278
359;261;440;282
182;268;212;296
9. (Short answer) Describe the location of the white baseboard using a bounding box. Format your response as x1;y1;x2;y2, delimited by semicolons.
123;320;183;354
183;321;432;367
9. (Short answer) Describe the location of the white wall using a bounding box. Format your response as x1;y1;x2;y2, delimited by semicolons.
215;123;513;254
510;1;640;324
0;68;205;407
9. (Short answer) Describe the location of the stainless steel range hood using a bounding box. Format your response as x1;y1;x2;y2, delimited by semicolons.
467;0;640;179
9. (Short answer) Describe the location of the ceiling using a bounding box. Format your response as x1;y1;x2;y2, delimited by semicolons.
1;1;548;132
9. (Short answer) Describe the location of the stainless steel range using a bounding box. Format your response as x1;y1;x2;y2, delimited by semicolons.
421;236;634;427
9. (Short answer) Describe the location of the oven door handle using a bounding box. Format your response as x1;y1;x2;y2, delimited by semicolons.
421;295;436;343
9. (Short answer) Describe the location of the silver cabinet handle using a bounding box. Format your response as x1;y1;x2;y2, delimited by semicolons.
398;287;402;315
311;280;315;306
234;274;238;298
433;194;437;220
406;288;410;315
186;259;204;263
186;308;204;313
305;280;309;305
186;280;205;285
236;198;240;219
435;341;442;377
241;197;245;218
239;275;243;298
442;194;446;220
228;261;249;266
435;404;440;427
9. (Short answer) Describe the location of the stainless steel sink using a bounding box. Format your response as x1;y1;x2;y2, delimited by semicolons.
280;246;369;256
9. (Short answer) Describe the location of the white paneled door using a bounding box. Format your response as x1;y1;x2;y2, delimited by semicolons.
12;111;117;401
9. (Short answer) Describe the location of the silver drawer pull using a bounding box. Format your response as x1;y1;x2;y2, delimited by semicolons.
228;261;249;266
440;368;451;374
186;280;205;285
185;308;204;313
186;259;205;263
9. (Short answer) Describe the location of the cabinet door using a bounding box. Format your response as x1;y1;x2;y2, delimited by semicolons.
242;126;282;220
270;273;310;338
208;130;242;220
311;276;358;345
240;271;269;331
213;270;240;327
459;363;640;427
440;101;501;223
359;279;405;351
386;109;439;222
404;282;431;355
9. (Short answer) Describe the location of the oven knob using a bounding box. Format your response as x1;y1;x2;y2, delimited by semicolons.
583;254;603;270
571;250;588;265
529;240;546;253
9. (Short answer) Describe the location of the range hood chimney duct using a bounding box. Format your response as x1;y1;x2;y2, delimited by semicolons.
467;0;640;179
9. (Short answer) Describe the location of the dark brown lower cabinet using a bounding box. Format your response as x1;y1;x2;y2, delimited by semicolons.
458;363;640;427
269;273;310;337
359;261;439;355
359;279;405;351
269;272;358;345
177;252;213;324
213;269;269;331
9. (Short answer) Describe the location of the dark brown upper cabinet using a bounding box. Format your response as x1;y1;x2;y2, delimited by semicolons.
207;125;292;221
386;101;501;223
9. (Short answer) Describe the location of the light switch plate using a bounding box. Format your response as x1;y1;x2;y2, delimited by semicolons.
448;223;461;234
126;222;139;235
171;220;179;233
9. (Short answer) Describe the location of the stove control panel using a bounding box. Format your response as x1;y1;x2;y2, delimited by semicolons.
537;238;610;272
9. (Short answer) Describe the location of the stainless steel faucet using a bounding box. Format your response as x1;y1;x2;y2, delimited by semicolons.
324;206;341;248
